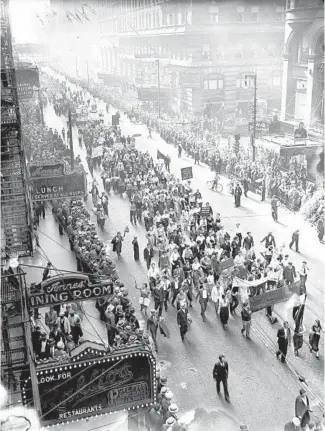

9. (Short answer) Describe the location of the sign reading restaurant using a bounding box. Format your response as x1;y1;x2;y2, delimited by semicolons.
28;274;113;307
29;162;65;178
30;172;86;201
22;348;156;425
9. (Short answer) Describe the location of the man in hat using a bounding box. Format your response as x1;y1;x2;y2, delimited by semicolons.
298;261;309;293
56;311;71;337
147;309;159;352
35;333;51;360
213;354;230;402
148;403;164;429
153;283;164;317
177;303;189;342
290;229;300;253
284;417;302;431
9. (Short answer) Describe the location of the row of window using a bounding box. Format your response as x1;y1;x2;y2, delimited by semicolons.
210;11;285;23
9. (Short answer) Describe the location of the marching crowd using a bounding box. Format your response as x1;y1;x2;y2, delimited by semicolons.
24;68;323;431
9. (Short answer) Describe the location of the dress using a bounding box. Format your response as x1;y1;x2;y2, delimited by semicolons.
132;239;140;261
219;299;229;325
309;324;321;352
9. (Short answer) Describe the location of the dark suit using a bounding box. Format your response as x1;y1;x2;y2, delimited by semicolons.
147;316;159;350
35;340;53;359
295;394;310;428
177;308;188;341
213;360;230;400
143;247;153;269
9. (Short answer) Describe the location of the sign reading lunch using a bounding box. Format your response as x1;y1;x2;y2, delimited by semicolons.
28;274;112;308
30;172;86;201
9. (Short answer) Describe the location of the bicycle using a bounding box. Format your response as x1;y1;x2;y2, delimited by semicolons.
206;180;223;193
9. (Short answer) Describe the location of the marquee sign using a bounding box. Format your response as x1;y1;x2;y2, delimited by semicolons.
30;171;86;201
28;274;113;308
22;349;156;425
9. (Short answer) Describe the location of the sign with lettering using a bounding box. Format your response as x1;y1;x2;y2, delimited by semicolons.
179;70;203;88
22;351;156;424
248;121;270;134
30;172;86;201
219;258;234;272
92;145;103;159
28;274;113;307
181;167;193;180
16;67;40;100
29;162;65;178
249;282;300;312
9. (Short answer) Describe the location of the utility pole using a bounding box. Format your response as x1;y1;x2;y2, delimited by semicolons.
156;59;161;119
68;109;74;170
37;88;44;127
245;73;257;162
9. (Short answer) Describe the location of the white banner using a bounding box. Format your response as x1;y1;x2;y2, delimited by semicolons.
92;145;103;158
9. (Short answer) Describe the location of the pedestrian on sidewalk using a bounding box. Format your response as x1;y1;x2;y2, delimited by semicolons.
295;388;312;430
234;183;242;207
212;354;230;402
132;236;140;261
241;302;252;340
276;326;290;363
290;230;300;252
309;319;322;359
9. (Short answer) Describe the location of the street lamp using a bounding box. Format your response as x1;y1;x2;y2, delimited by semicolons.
245;73;257;162
156;59;161;119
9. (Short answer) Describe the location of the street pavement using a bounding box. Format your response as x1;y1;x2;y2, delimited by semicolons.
21;70;324;431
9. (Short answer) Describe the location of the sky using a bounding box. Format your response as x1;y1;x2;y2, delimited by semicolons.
9;0;50;44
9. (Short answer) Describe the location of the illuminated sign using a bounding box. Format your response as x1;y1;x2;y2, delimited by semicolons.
22;351;156;424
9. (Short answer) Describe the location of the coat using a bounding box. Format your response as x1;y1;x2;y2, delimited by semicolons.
147;316;159;334
295;394;310;427
152;287;164;303
213;360;229;380
283;265;296;284
143;247;153;261
177;308;188;329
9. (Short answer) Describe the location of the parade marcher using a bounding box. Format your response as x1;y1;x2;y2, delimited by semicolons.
144;243;154;270
196;283;209;322
219;293;230;330
298;261;309;293
241;302;252;340
290;229;300;253
177;302;189;342
295;388;312;430
309;319;322;359
111;231;124;259
261;232;276;249
132;236;140;261
153;283;164;317
212;354;230;402
284;417;302;431
276;326;289;363
147;309;159;352
234;183;242;207
271;195;279;222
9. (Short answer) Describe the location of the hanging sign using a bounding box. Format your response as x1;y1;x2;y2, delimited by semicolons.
29;162;65;178
22;349;156;425
30;172;86;201
181;167;193;180
28;274;113;307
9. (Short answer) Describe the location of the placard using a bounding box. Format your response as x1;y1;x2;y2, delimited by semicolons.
28;274;113;307
249;282;300;312
248;121;270;134
29;162;65;178
22;351;156;424
181;167;193;180
219;258;234;272
92;146;103;158
30;172;86;201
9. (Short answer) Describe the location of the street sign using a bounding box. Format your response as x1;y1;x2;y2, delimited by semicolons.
29;162;65;179
248;121;269;134
28;274;113;308
22;347;156;424
219;258;234;272
30;171;86;201
181;167;193;180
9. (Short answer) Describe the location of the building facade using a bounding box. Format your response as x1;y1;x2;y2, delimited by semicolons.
281;0;324;130
99;0;285;117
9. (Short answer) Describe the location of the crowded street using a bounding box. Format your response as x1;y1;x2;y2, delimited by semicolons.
1;1;324;431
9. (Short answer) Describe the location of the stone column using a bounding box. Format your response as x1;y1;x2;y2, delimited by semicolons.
304;54;316;127
280;54;290;121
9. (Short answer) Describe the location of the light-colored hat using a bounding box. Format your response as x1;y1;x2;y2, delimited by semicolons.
107;304;114;312
57;341;64;349
160;386;169;394
165;390;173;400
168;403;178;413
292;417;300;426
166;417;176;425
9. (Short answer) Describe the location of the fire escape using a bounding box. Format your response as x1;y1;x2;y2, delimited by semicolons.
1;0;33;257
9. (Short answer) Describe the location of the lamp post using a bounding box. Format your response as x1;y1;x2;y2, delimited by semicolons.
245;73;257;162
156;59;161;119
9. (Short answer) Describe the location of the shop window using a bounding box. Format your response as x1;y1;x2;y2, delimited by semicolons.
204;79;224;90
237;13;244;22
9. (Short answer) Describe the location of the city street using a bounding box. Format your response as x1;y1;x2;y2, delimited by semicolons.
21;72;324;431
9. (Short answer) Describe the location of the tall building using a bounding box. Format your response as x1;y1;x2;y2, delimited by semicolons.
99;0;285;117
281;0;324;131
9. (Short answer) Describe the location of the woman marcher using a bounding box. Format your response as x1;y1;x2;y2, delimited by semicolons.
276;327;289;363
90;182;99;206
219;293;230;330
309;319;322;359
96;204;106;231
137;282;150;316
293;324;304;357
132;236;140;261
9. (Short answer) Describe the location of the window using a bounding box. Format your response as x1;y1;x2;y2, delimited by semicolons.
237;13;244;22
235;51;243;58
204;78;224;90
210;13;218;23
236;76;254;88
249;50;257;58
251;12;258;22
